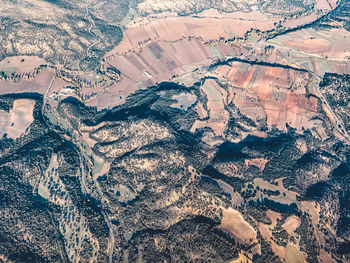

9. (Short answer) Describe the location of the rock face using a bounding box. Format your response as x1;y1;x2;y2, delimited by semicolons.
1;0;350;262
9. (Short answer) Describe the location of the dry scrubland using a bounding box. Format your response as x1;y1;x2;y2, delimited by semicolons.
0;0;126;70
0;0;350;262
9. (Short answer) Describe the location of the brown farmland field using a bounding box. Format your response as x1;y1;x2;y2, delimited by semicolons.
220;207;257;246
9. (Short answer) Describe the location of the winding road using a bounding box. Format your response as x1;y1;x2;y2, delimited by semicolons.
84;0;101;57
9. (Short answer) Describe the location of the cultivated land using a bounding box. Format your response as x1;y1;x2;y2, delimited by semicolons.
0;0;350;262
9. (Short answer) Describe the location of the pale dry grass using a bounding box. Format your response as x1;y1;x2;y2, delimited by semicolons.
0;99;35;139
285;244;306;263
319;249;337;263
220;208;257;245
282;216;301;236
191;79;229;137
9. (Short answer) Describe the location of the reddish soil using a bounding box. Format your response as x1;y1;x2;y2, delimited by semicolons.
245;158;268;171
0;70;54;95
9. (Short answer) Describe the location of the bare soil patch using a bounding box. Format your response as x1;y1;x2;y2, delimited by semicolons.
220;207;257;246
0;99;35;139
